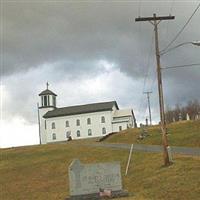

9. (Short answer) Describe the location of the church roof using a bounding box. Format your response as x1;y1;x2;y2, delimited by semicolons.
43;101;118;118
113;109;133;118
39;89;57;96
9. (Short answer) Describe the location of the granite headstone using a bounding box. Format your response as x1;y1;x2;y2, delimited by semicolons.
67;159;128;199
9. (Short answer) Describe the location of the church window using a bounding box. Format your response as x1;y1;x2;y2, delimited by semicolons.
119;126;122;131
87;118;91;125
76;119;80;126
52;133;56;140
66;121;69;127
52;122;55;129
47;95;50;106
102;127;106;135
53;96;56;107
66;131;71;138
44;96;47;106
88;129;92;136
101;116;105;123
77;130;80;137
45;120;47;129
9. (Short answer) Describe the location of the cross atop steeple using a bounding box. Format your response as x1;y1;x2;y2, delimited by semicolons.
46;82;49;89
39;82;57;108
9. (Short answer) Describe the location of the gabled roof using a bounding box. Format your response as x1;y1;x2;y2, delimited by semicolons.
39;89;57;96
113;109;133;118
43;101;119;118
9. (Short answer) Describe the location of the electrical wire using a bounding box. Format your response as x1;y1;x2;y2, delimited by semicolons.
138;0;141;17
161;2;200;53
162;63;200;70
143;31;154;92
164;0;175;40
136;0;152;123
137;31;154;123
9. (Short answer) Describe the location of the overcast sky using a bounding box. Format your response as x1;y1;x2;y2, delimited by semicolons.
1;0;200;148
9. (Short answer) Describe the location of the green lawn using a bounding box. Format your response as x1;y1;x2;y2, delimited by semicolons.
1;141;200;200
104;120;200;147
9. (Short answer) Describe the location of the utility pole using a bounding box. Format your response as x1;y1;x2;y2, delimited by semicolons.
135;14;175;166
144;91;152;125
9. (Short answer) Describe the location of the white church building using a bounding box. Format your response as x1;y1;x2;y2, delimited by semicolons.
38;85;137;144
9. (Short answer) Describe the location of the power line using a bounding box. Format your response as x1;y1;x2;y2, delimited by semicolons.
137;31;154;122
136;5;154;122
135;15;144;121
143;31;154;92
162;2;200;52
164;0;175;40
162;63;200;70
138;0;141;17
169;0;175;15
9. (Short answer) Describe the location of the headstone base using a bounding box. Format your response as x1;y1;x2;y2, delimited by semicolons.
66;190;129;200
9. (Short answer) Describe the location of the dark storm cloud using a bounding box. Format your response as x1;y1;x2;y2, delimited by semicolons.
2;1;199;76
1;0;200;124
1;1;158;76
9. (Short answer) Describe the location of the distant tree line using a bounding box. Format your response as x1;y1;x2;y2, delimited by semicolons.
165;99;200;123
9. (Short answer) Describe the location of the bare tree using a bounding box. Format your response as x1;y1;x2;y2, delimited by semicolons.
165;99;200;123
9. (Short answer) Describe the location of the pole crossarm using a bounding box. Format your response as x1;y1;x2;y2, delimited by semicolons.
135;15;175;22
143;91;152;94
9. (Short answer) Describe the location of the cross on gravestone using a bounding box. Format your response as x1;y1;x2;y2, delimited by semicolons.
69;159;84;188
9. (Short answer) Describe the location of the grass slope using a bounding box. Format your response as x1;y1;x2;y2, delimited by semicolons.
1;141;200;200
104;120;200;147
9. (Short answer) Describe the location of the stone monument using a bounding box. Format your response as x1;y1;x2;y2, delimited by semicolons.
66;159;129;200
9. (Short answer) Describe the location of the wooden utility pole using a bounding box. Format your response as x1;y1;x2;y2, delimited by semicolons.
135;14;175;166
144;91;152;125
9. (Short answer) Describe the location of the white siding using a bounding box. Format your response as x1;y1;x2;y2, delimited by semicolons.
39;107;55;144
39;102;136;144
112;116;134;132
45;110;113;143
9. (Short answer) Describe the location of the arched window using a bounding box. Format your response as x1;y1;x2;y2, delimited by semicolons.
53;96;56;107
88;129;92;136
66;131;71;138
66;120;69;127
102;127;106;135
52;122;55;129
77;130;80;137
52;133;56;140
101;116;105;123
43;95;48;106
76;119;80;126
87;118;91;125
47;95;50;106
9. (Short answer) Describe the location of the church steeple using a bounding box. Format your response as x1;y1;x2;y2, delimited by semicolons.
39;83;57;108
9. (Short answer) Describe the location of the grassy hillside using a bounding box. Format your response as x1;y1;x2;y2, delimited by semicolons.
104;120;200;147
1;141;200;200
